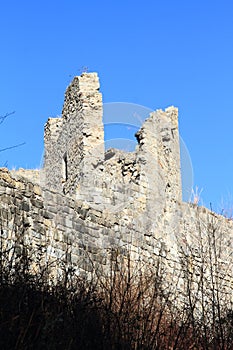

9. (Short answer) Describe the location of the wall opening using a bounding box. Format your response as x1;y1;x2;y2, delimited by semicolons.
62;152;68;182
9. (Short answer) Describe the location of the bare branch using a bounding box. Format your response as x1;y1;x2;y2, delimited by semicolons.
0;112;25;156
0;111;15;125
0;142;26;153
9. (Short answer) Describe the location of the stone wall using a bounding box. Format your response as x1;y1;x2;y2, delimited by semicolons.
1;166;232;302
0;72;232;303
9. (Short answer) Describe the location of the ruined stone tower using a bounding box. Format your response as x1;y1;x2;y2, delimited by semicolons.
43;73;104;195
43;72;182;226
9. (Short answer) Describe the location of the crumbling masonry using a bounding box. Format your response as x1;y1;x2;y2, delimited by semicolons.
0;73;232;300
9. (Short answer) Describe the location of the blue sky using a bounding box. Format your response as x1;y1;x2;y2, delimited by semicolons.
1;0;233;212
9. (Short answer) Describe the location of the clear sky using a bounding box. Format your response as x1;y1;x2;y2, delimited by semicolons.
1;0;233;213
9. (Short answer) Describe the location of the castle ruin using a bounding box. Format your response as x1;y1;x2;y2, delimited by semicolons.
0;73;232;301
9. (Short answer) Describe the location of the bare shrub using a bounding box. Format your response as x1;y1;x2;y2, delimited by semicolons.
0;209;232;349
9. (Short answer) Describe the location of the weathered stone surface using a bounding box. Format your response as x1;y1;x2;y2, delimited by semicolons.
0;72;232;306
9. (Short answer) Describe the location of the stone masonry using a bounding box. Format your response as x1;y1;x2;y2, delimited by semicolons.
0;73;232;301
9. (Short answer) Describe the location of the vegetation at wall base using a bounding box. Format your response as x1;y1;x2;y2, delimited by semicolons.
0;224;232;349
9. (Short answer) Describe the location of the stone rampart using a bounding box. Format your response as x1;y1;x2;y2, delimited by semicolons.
0;73;232;303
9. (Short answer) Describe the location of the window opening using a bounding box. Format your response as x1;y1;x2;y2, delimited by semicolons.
63;152;68;181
